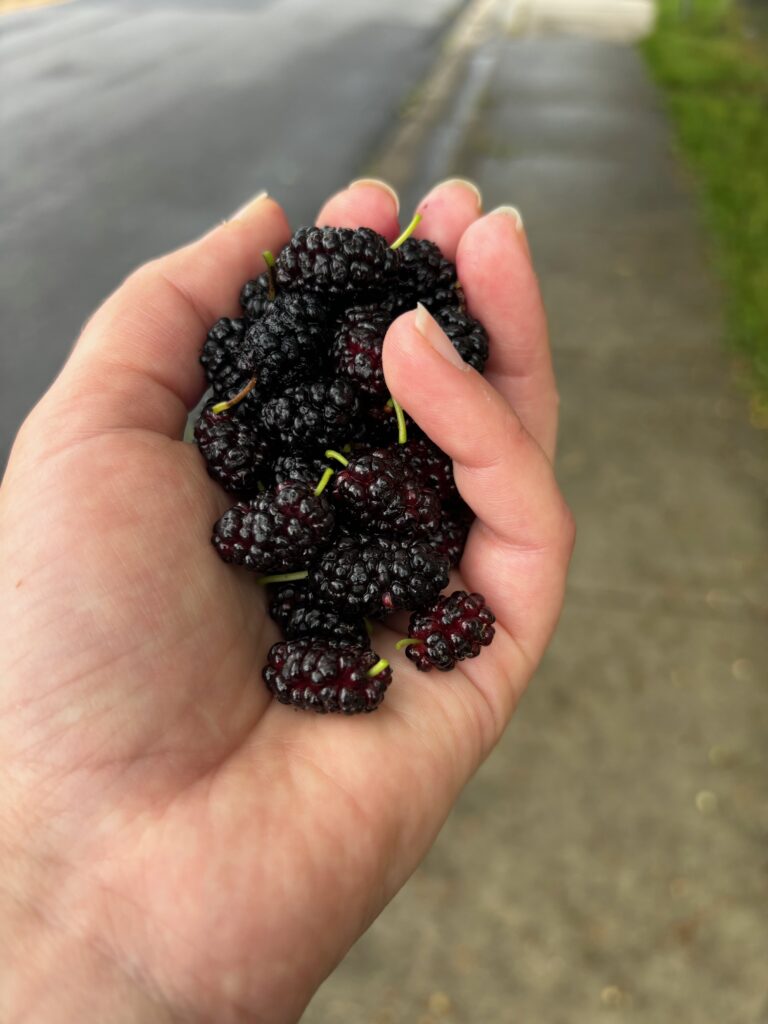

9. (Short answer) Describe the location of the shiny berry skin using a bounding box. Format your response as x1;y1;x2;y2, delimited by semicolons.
395;237;462;312
275;226;398;295
268;582;308;627
272;292;331;326
332;305;393;399
435;307;489;372
268;583;368;645
405;591;496;672
330;449;441;537
309;536;450;618
396;438;456;503
263;639;391;713
260;379;360;450
237;309;323;392
427;517;469;568
212;480;334;574
200;317;246;396
194;402;269;494
271;452;329;487
240;274;272;320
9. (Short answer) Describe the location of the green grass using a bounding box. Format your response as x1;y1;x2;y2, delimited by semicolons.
643;0;768;406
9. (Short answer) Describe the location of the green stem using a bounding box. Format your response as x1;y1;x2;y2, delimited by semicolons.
367;658;390;677
395;638;420;651
391;397;407;444
313;467;334;497
363;617;374;637
262;249;276;300
390;212;422;250
257;570;309;586
211;376;257;414
324;449;350;467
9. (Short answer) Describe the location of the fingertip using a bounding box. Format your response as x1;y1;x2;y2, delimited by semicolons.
348;178;400;213
316;181;401;241
413;178;483;261
456;208;544;355
228;189;270;222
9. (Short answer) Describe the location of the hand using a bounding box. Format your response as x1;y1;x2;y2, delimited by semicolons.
0;180;574;1023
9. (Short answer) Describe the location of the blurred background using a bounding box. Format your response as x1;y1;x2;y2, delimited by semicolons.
2;0;767;1020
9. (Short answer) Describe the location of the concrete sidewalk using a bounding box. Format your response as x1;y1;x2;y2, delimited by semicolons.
305;21;768;1024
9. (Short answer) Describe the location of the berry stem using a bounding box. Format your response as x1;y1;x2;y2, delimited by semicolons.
395;638;420;651
324;449;350;467
391;397;407;444
211;376;257;414
262;249;276;301
363;617;374;636
390;212;422;251
367;658;390;677
257;570;309;586
313;467;334;497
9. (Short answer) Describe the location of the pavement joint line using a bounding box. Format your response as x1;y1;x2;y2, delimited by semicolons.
368;0;505;190
0;0;70;14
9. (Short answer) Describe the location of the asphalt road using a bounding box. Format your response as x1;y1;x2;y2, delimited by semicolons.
0;0;459;469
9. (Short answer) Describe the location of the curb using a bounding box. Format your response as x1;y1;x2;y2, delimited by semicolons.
367;0;506;191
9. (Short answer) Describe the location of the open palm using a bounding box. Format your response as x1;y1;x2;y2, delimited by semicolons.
0;181;573;1023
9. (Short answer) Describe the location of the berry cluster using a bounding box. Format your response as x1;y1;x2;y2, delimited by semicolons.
195;217;496;714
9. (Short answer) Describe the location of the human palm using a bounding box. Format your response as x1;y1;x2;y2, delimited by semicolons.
0;181;573;1023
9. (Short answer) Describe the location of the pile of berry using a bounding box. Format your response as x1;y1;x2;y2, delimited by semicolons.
195;217;496;714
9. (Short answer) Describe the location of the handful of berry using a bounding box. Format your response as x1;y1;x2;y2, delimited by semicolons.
195;216;496;714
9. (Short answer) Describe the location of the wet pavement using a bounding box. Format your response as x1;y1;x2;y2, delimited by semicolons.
0;0;458;467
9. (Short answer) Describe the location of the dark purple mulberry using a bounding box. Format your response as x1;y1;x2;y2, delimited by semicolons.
272;292;331;326
427;517;469;568
396;438;456;503
272;452;329;487
260;379;360;450
406;591;495;671
264;639;391;713
194;402;269;494
435;307;489;372
240;274;272;320
237;310;323;392
275;226;398;295
332;305;394;399
309;536;449;619
268;583;368;645
331;449;441;537
395;238;463;312
200;318;247;396
212;480;334;574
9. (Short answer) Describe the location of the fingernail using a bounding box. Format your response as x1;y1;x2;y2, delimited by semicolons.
231;190;269;221
490;204;524;233
434;178;483;210
414;303;470;371
348;178;400;213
